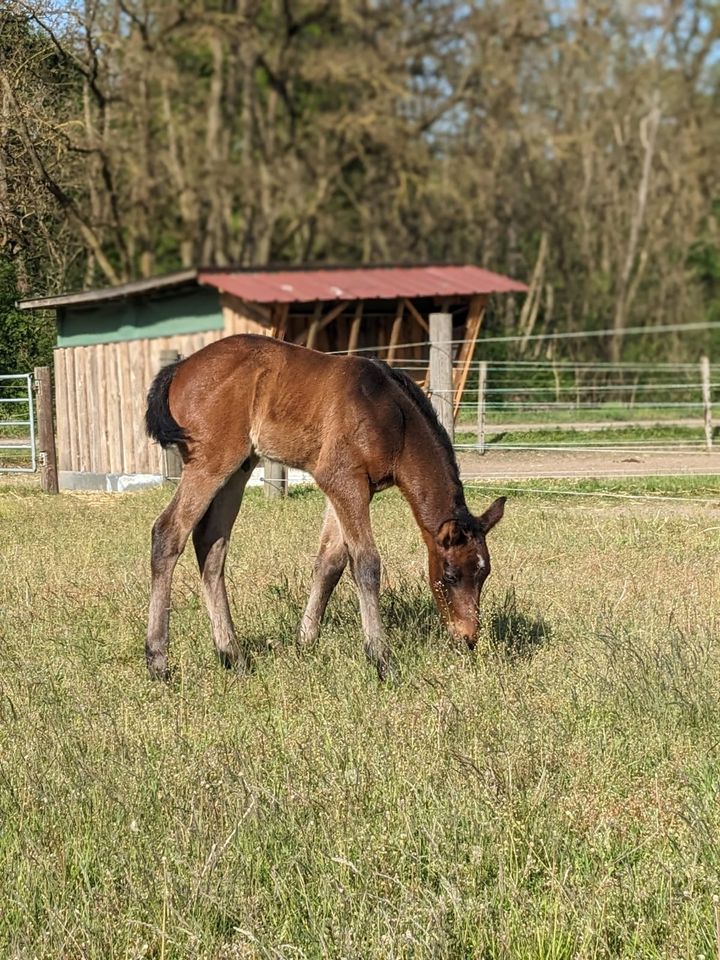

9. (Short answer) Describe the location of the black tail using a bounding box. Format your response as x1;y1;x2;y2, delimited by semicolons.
145;361;189;448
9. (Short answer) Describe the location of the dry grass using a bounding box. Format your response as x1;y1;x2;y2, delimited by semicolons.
0;481;719;959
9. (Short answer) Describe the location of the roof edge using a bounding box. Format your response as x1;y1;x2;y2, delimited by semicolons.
17;269;199;311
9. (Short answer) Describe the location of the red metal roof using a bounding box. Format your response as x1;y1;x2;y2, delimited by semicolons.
198;265;527;304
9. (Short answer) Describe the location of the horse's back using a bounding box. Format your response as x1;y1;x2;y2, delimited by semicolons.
168;334;407;480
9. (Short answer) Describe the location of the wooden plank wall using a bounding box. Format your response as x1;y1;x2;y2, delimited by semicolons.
221;294;275;336
52;293;451;477
54;329;225;476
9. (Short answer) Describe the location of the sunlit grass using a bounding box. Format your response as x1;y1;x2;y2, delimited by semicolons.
456;423;715;448
0;482;719;958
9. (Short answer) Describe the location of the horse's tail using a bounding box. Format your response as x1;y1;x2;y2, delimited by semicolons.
145;361;189;448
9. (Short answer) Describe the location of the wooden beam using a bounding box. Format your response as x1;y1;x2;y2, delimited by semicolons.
222;295;273;326
403;298;429;333
272;303;289;340
386;301;405;365
294;301;350;346
305;302;323;350
347;301;363;353
453;295;486;420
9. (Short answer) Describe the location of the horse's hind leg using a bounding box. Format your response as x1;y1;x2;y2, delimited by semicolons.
146;466;229;680
298;501;349;646
192;458;257;671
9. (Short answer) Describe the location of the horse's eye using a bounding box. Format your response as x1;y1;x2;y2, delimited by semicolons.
444;568;461;586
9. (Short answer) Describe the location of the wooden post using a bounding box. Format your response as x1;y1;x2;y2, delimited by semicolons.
701;355;712;452
429;312;454;442
386;300;404;365
264;459;288;499
574;366;580;409
477;360;487;455
305;302;322;350
347;302;363;354
271;303;289;340
34;365;59;494
158;349;183;480
453;295;485;419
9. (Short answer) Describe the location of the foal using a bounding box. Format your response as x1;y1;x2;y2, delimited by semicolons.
145;334;505;680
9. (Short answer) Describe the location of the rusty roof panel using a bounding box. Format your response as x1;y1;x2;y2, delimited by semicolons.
199;265;527;304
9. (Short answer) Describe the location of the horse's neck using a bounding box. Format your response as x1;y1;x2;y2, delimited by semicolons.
395;411;466;537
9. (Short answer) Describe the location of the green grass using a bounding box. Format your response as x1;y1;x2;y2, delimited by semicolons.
0;448;34;469
457;404;707;426
1;482;719;958
456;424;714;448
465;473;720;501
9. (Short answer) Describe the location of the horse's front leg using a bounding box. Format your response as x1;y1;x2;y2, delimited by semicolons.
298;502;348;646
320;479;395;681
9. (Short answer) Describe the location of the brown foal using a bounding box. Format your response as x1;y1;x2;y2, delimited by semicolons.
145;334;505;680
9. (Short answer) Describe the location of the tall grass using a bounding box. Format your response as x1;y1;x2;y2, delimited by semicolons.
0;483;719;958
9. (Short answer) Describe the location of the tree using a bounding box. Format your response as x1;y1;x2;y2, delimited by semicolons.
0;0;719;368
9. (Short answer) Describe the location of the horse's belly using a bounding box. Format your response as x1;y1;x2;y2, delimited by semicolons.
249;424;318;472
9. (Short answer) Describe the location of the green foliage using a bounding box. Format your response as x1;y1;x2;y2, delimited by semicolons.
0;260;54;375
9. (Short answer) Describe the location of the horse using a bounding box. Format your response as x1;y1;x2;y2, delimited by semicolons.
145;333;505;681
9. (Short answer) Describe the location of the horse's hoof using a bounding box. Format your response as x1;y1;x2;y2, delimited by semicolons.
217;650;249;674
378;659;400;686
147;662;170;682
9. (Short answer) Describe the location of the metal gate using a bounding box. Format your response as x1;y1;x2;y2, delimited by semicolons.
0;373;36;473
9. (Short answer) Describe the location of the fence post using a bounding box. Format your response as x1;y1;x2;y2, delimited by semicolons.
429;312;454;443
34;365;58;494
264;459;288;499
477;360;487;455
701;355;712;452
158;349;184;480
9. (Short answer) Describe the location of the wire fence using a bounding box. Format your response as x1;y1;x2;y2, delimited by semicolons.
335;326;720;474
444;357;717;462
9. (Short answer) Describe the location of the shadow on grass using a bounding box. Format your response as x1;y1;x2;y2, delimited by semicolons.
489;588;551;661
231;576;551;668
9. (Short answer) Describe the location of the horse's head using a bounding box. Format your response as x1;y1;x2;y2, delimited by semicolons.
427;497;506;648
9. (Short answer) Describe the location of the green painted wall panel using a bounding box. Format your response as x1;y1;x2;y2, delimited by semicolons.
57;288;223;346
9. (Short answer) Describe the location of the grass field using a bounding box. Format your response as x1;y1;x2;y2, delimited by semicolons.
455;424;715;449
1;480;720;959
457;404;709;427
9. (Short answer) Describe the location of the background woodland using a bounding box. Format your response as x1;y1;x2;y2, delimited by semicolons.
1;0;719;371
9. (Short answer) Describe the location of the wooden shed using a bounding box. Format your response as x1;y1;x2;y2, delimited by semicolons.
18;264;526;490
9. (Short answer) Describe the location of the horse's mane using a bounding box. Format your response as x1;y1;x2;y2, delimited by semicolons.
371;359;464;504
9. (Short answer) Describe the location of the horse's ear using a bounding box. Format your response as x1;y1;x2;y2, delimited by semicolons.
477;496;506;535
436;519;468;549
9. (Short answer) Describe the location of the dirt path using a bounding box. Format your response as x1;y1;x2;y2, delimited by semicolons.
458;447;720;480
4;436;720;488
